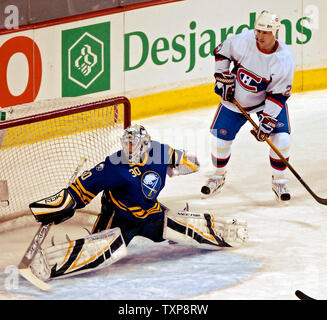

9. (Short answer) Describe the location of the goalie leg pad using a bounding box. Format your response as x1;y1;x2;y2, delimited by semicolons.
30;227;127;281
163;210;248;249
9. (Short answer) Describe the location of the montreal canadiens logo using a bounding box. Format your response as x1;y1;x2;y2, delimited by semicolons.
237;67;268;92
141;171;161;199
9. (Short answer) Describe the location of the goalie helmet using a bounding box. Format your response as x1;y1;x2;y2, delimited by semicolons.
121;124;151;164
254;10;281;37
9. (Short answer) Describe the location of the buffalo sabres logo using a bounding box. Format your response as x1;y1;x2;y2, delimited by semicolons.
141;171;161;200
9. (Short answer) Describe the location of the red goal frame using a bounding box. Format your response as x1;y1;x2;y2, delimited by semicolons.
0;96;131;131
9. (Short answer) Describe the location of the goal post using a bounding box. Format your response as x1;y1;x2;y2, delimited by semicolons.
0;96;131;228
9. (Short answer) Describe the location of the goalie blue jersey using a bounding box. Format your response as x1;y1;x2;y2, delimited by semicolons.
68;140;178;222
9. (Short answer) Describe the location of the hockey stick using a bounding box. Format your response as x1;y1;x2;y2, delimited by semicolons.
18;157;87;291
295;290;316;300
233;99;327;205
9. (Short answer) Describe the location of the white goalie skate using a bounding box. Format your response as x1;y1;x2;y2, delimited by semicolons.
272;176;291;201
201;173;226;197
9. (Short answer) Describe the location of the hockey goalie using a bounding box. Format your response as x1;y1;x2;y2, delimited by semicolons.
28;124;248;282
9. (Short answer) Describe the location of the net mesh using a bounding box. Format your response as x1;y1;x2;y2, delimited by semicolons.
0;96;130;228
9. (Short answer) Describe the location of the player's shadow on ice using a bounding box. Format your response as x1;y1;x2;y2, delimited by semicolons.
120;243;208;264
92;239;217;276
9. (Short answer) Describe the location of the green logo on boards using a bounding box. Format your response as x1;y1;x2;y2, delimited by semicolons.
62;22;110;96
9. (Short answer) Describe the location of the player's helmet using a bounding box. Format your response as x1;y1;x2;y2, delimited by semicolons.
254;10;281;37
121;124;151;164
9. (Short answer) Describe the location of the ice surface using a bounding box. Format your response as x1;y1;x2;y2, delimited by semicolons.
1;90;327;300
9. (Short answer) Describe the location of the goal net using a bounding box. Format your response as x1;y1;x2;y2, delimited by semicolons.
0;96;131;230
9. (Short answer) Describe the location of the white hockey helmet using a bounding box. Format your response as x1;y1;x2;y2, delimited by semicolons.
254;10;281;37
121;124;151;164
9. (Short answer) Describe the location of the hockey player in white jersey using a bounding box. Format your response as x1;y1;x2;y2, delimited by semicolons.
201;10;295;201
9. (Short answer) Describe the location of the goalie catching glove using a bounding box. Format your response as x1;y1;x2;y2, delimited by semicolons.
167;150;200;177
30;189;76;225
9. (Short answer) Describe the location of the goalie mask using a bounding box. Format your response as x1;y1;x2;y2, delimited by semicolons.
121;124;151;164
254;10;281;37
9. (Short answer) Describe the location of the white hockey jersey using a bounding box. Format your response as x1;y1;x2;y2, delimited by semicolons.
214;30;294;117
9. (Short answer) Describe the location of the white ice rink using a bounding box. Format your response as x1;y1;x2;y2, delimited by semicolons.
1;89;327;300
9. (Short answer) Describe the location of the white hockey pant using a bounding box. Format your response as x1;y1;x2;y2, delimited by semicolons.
163;210;248;249
30;227;127;281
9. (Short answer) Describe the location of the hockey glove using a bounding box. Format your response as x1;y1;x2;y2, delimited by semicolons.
214;72;235;102
167;151;200;177
251;114;277;142
30;189;76;225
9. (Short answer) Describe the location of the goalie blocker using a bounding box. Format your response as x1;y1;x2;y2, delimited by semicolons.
30;189;76;225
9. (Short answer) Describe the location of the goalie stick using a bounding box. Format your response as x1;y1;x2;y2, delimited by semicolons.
233;99;327;206
17;157;87;291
